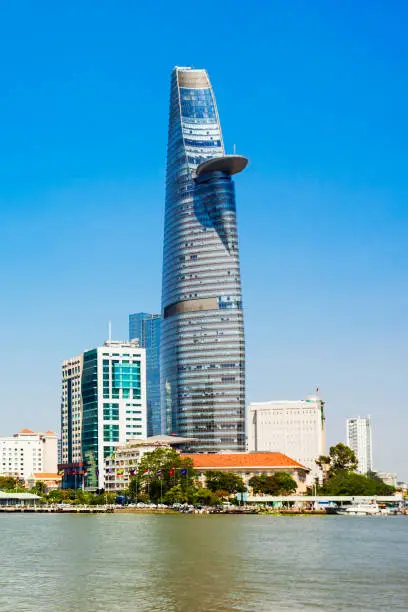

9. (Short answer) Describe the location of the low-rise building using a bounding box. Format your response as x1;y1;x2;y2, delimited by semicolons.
377;472;397;488
104;435;192;492
181;452;309;494
0;429;58;480
26;472;62;491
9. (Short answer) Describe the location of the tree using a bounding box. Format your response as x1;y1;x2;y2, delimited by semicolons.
135;447;196;503
31;481;47;496
205;471;246;495
316;443;358;478
0;476;25;492
319;471;395;496
249;473;297;495
163;485;188;505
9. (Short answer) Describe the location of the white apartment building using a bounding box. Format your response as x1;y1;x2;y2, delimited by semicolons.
346;417;373;474
0;429;58;480
60;339;147;490
248;395;325;484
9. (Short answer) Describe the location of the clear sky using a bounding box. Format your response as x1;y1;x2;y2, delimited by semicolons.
0;1;407;478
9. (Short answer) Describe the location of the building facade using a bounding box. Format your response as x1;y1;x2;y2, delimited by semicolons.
0;429;58;481
60;339;147;490
129;313;161;436
248;396;326;484
104;435;192;492
161;66;247;452
346;417;373;474
181;452;309;494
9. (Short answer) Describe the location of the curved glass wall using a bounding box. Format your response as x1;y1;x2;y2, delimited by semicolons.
161;67;246;451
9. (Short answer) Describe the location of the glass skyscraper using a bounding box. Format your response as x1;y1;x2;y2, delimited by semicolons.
129;313;161;436
161;66;247;452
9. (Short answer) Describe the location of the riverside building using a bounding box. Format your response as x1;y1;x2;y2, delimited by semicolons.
129;313;161;436
0;429;58;480
346;416;373;474
248;395;326;484
161;66;247;452
60;339;147;490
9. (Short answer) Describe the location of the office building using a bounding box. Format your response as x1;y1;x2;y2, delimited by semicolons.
161;66;247;451
60;339;147;490
129;313;161;436
0;429;58;480
248;395;326;483
346;417;373;474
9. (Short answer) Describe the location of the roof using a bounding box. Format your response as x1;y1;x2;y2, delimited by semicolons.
44;430;56;435
0;491;40;500
32;473;61;479
146;435;196;445
18;428;34;434
181;452;308;471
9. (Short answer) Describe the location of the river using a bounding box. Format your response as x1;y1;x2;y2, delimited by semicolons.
0;513;407;611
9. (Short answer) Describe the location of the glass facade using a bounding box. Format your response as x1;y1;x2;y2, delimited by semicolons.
160;67;246;452
81;349;98;488
129;313;161;436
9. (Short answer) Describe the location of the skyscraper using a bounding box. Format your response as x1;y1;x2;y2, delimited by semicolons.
161;66;247;452
60;339;147;489
346;416;373;474
129;313;161;436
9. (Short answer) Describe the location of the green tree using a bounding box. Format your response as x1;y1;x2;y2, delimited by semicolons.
193;487;220;506
319;471;395;496
135;448;196;503
316;443;358;478
249;473;297;495
205;471;246;495
31;481;47;496
0;476;25;492
163;485;188;505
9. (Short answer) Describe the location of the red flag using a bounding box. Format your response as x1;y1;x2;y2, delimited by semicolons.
169;468;175;476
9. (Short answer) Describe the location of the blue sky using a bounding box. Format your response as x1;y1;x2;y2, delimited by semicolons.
0;1;407;477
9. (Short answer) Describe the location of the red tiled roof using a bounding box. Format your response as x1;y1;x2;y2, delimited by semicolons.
181;452;308;470
44;430;56;435
32;473;62;479
19;428;34;434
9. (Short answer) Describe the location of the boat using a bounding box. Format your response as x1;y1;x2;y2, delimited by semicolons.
336;502;380;516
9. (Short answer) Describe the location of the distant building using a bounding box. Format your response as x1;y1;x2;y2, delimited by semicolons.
247;395;326;484
0;429;58;481
25;472;62;491
346;417;373;474
57;437;62;465
60;339;147;490
377;472;397;488
129;313;161;436
181;452;309;494
104;435;192;492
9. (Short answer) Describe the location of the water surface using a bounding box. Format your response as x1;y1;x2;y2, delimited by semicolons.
0;514;407;611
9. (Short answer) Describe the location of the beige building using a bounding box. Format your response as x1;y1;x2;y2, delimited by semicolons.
104;435;191;492
248;395;325;484
182;452;309;494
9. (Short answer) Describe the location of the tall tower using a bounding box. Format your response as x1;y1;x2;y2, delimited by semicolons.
161;66;247;452
346;416;373;474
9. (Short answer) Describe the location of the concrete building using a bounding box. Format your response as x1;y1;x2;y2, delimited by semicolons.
129;313;161;436
60;339;147;490
161;66;247;452
0;429;58;481
182;452;309;494
377;472;397;488
346;417;373;474
104;435;192;492
248;395;325;484
25;472;62;491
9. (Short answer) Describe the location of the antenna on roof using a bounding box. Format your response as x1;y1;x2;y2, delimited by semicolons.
233;144;236;154
108;320;112;342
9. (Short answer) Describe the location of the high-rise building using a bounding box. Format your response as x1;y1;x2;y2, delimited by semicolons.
60;339;147;489
0;429;58;480
346;416;373;474
129;313;161;436
248;395;326;484
161;66;247;452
